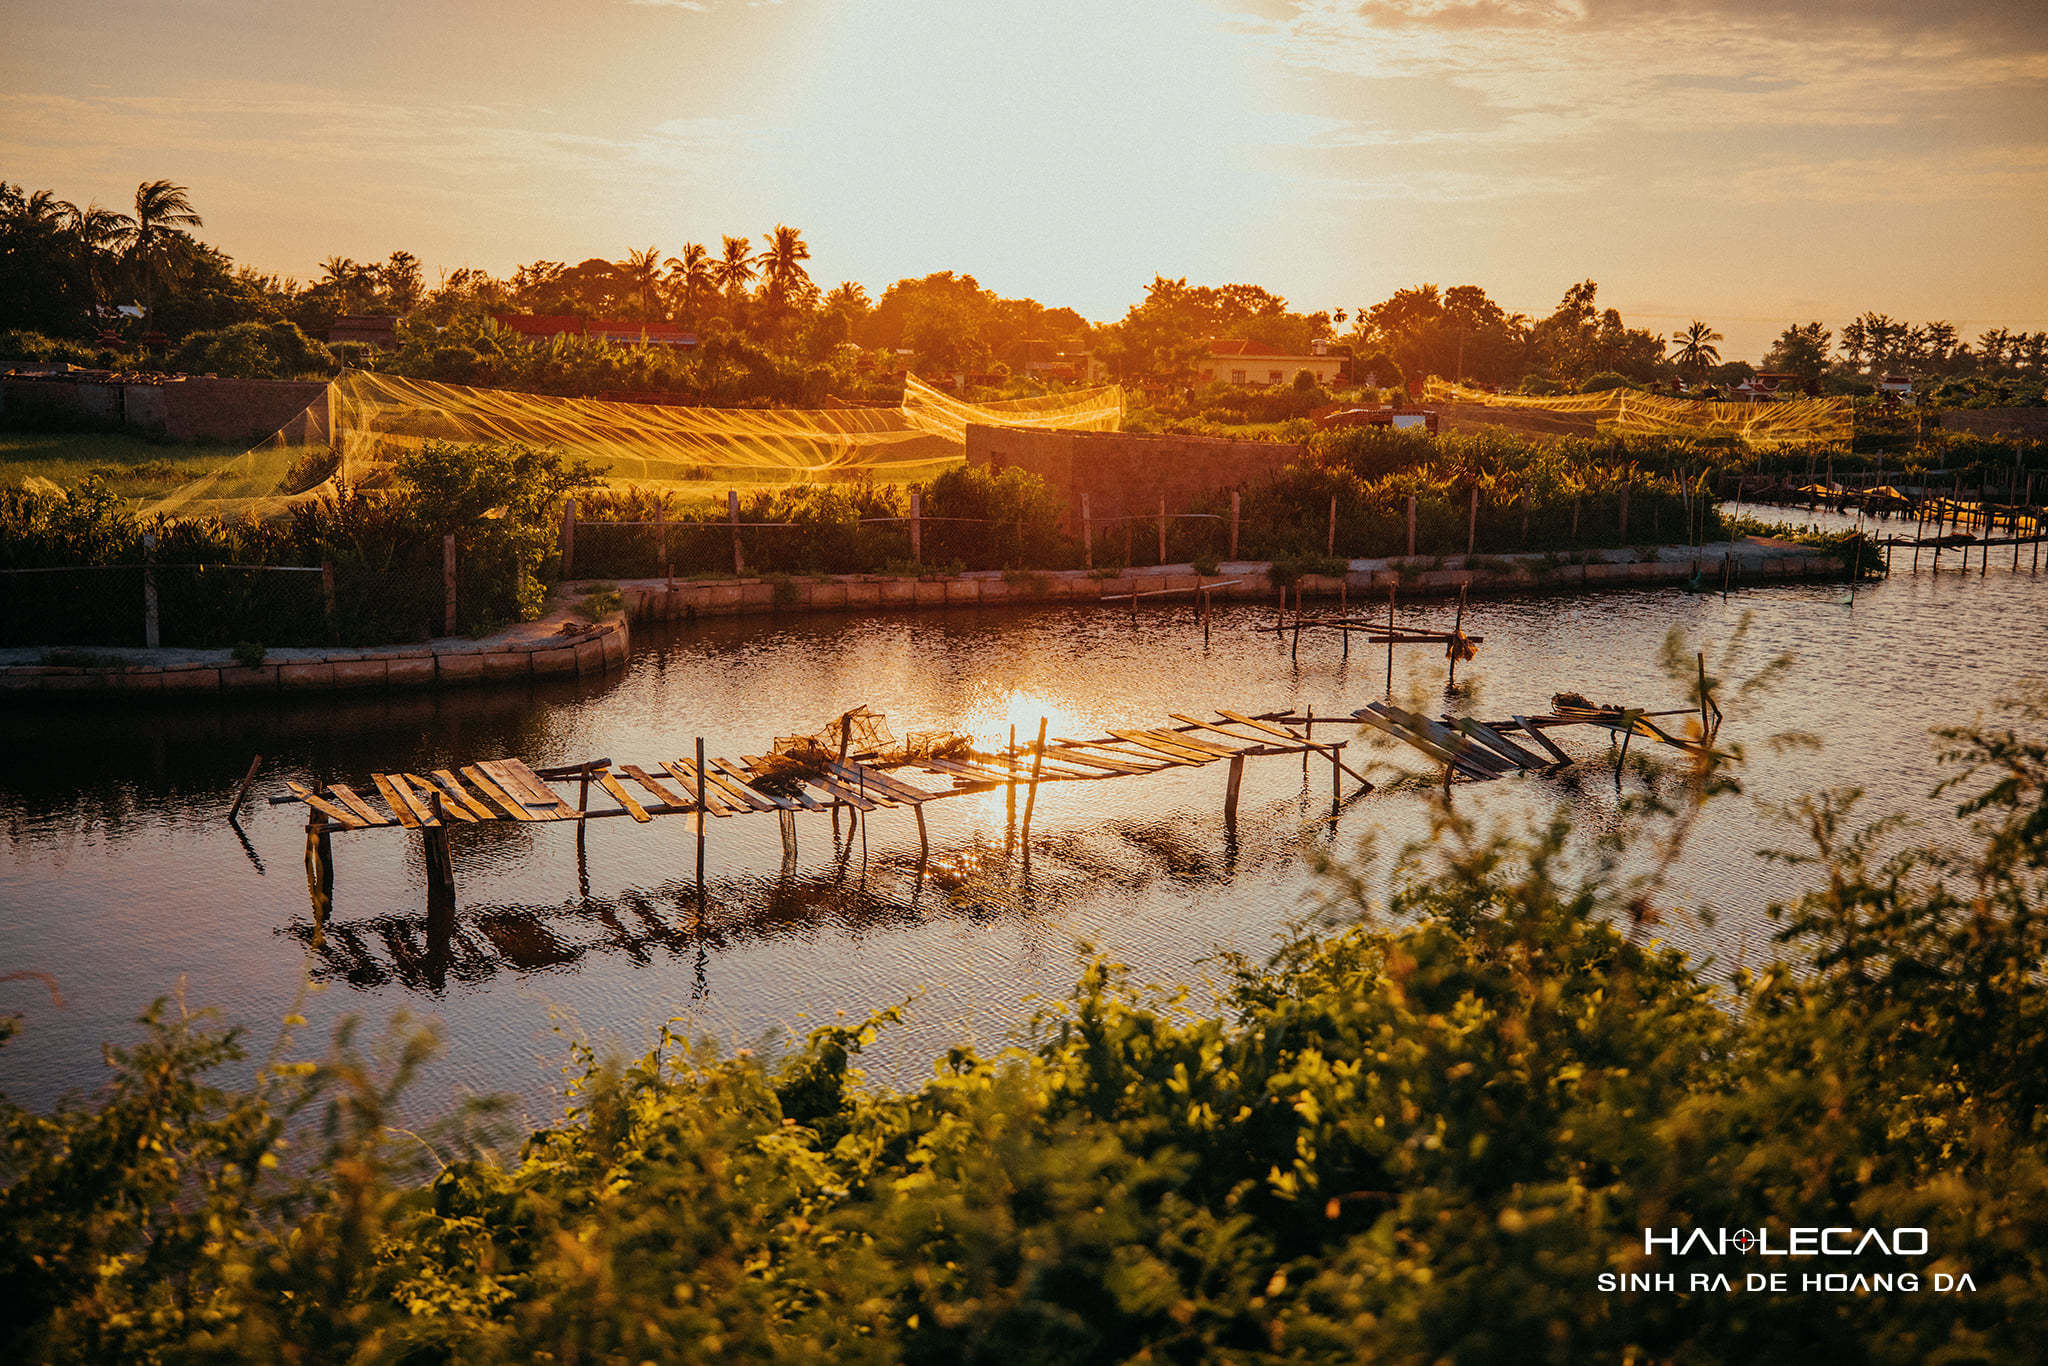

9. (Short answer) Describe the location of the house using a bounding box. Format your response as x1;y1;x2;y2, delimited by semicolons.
1196;338;1347;388
492;315;697;348
1012;338;1105;384
328;315;400;351
1878;372;1914;397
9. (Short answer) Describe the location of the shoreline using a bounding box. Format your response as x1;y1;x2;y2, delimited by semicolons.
0;536;1841;696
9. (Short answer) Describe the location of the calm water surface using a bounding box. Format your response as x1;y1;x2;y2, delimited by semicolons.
4;511;2042;1119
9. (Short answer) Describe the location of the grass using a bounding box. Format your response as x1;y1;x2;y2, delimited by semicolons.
0;430;244;501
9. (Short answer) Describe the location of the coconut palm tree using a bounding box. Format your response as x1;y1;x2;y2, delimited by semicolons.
664;242;713;328
1668;320;1723;386
618;245;664;320
125;180;203;329
65;202;137;310
754;224;813;303
317;256;377;314
712;235;756;302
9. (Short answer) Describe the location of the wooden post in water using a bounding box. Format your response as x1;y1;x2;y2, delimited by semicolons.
227;753;262;824
559;499;576;579
1081;492;1092;569
1006;722;1016;833
694;735;708;894
780;808;798;869
304;814;333;925
423;790;456;923
1385;585;1396;697
1407;494;1418;556
443;533;458;635
1228;491;1240;559
1222;752;1245;824
727;490;744;576
910;491;923;566
1447;584;1467;690
1019;717;1048;845
141;532;160;648
913;804;928;865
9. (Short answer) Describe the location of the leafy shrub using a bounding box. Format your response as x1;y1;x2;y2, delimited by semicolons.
169;321;334;379
1581;370;1632;392
230;640;266;667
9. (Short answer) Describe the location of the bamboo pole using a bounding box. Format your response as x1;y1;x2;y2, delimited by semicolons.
1019;717;1048;842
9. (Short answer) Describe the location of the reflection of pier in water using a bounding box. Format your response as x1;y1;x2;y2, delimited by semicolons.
281;798;1335;997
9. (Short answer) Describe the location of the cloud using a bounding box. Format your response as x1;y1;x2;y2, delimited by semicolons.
626;0;709;9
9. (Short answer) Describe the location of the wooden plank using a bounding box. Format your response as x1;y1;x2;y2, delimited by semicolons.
1384;705;1514;775
739;757;826;811
371;773;427;828
476;760;553;818
1057;736;1200;769
428;769;498;821
795;769;881;812
494;760;577;818
595;770;652;822
1452;720;1545;770
1218;709;1307;743
915;755;1029;786
1105;730;1220;764
621;763;690;808
709;758;795;811
404;774;478;822
1356;706;1497;780
330;782;398;827
1135;727;1244;758
691;758;779;812
823;760;939;804
1168;712;1302;749
286;780;367;829
1510;716;1575;766
1040;746;1162;775
460;765;534;821
662;760;736;816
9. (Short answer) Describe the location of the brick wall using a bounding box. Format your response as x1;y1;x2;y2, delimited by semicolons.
160;377;329;441
966;425;1300;528
1940;407;2048;440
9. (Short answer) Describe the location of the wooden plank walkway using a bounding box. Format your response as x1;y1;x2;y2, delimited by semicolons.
1351;697;1722;781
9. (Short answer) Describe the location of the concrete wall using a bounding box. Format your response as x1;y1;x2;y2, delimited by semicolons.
966;425;1300;527
0;374;327;442
1940;407;2048;440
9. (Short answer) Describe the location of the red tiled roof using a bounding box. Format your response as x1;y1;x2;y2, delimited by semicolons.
494;314;696;344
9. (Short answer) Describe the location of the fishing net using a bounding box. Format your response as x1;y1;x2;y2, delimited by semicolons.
748;707;975;795
1425;380;1851;447
141;371;1124;520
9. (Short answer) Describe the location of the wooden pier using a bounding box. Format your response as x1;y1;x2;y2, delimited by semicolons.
1352;690;1724;784
277;706;1366;913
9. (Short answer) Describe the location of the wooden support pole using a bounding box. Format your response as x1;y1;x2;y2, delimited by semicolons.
910;490;923;565
1223;753;1245;824
914;803;929;864
423;790;456;920
656;502;670;583
1327;493;1338;557
779;807;797;866
227;753;262;824
1006;722;1017;830
1081;492;1093;569
141;531;160;648
1386;585;1396;698
1407;494;1417;556
560;499;576;579
1229;490;1240;559
694;735;708;893
1466;484;1478;555
1618;481;1629;542
443;533;458;635
1019;717;1048;841
727;489;744;576
1447;585;1466;690
304;815;333;923
1158;496;1169;565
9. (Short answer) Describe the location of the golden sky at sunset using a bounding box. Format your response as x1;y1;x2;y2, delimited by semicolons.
6;0;2045;358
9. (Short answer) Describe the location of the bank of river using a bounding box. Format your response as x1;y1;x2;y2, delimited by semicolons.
0;516;2037;1122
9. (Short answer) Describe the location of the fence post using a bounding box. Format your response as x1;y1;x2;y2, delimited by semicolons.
1327;493;1337;557
1407;495;1417;556
321;558;337;643
1082;492;1093;569
442;533;458;636
728;489;744;576
1228;491;1240;559
656;503;670;584
141;532;160;648
910;491;923;565
1618;482;1629;542
559;498;576;579
1466;485;1478;555
1157;496;1168;565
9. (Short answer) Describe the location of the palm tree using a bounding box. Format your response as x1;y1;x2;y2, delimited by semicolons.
754;224;813;304
126;180;203;329
618;245;664;320
712;235;756;301
65;202;136;310
664;242;712;328
318;256;376;314
1668;320;1723;386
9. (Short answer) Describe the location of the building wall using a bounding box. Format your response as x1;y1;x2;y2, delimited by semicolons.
966;424;1300;528
0;374;326;442
1940;407;2048;440
1196;354;1346;387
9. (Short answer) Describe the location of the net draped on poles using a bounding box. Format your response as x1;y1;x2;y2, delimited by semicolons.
1423;379;1852;447
141;371;1125;519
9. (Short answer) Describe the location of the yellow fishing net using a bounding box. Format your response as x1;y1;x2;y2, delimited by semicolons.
142;371;1123;519
1424;380;1851;447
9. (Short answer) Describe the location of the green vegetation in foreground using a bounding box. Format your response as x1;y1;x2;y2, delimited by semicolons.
6;681;2048;1363
0;430;243;501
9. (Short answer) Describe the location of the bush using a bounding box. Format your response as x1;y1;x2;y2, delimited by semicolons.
170;321;334;379
8;696;2048;1361
1581;370;1631;392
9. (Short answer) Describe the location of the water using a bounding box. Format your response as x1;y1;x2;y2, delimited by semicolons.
3;519;2042;1124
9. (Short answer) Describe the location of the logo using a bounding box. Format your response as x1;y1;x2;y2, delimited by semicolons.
1644;1226;1929;1258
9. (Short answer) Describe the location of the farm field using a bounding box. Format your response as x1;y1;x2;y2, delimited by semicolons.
0;430;245;500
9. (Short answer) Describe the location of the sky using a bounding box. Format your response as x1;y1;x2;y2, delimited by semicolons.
4;0;2045;361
